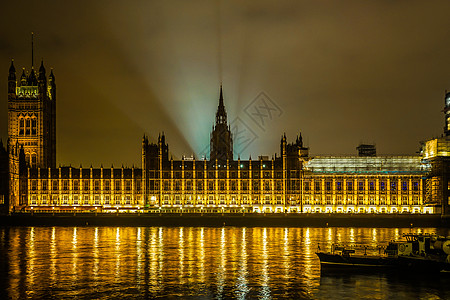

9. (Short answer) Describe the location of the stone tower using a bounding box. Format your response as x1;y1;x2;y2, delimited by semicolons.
210;85;233;163
7;59;56;169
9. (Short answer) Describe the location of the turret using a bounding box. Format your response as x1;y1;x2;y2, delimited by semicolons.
38;60;47;95
20;69;27;86
8;60;16;94
28;67;37;86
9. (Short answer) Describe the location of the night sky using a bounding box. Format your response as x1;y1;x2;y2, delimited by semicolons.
1;1;450;167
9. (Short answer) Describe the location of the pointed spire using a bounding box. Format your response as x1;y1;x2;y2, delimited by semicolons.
9;59;15;73
31;32;34;68
219;84;224;107
49;68;55;80
215;84;227;125
39;59;45;73
20;68;27;85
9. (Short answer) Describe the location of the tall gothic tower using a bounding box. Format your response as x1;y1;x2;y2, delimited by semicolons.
210;86;233;163
7;59;56;169
444;91;450;136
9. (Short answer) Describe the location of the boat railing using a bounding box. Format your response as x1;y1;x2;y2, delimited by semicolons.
321;243;388;256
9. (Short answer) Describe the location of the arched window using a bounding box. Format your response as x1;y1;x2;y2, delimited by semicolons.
31;118;37;135
25;118;31;135
31;153;37;167
19;118;24;136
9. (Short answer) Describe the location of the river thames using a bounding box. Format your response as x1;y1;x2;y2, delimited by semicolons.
1;227;450;299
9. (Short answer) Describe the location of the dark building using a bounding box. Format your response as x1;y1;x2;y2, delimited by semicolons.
357;144;376;157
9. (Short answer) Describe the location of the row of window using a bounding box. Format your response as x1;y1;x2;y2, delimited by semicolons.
155;171;285;179
18;117;37;136
158;180;284;191
304;180;420;192
30;195;139;206
30;179;141;191
303;195;420;205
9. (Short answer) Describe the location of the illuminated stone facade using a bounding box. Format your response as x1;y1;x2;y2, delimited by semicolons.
1;62;449;214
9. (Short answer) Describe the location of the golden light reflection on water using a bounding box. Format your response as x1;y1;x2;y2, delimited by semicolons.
1;227;448;299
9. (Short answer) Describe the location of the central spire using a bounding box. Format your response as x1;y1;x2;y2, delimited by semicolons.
216;85;227;125
211;85;233;162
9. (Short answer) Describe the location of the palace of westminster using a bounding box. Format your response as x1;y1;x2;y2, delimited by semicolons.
1;56;450;215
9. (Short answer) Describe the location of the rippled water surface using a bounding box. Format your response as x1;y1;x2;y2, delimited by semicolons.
1;226;450;299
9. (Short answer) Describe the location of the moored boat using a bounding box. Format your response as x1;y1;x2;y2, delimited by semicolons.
316;233;450;273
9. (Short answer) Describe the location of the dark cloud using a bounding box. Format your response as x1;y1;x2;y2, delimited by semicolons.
1;0;450;166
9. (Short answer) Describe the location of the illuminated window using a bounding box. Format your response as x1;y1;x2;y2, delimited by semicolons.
357;196;364;205
84;180;89;191
94;180;100;191
125;180;131;191
63;195;68;205
347;195;353;205
115;180;121;191
391;196;397;205
31;180;37;190
31;119;37;135
41;195;47;205
104;180;110;191
94;195;100;205
325;181;331;191
242;181;248;191
84;195;89;205
304;181;310;191
73;195;79;205
402;181;408;191
358;181;364;192
413;181;419;191
391;181;397;191
135;180;141;191
52;180;58;191
402;196;408;205
63;180;69;191
369;181;375;191
347;181;353;191
42;180;48;191
19;118;24;136
315;181;321;191
380;181;386;191
197;181;203;190
25;119;30;135
104;195;110;205
336;181;342;191
73;180;79;191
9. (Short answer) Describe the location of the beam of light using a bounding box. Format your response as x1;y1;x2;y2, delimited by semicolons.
96;1;272;159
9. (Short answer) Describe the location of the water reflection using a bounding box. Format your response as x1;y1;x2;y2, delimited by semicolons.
1;227;449;299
